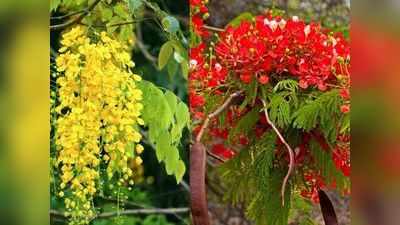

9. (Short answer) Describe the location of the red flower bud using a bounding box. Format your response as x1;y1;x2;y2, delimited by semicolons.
340;104;350;114
258;75;269;84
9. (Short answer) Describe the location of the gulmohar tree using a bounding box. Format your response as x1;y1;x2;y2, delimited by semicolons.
189;1;350;224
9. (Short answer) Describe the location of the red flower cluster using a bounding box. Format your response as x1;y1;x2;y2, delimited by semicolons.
189;8;351;204
211;144;236;160
301;171;326;203
215;15;350;90
332;135;351;176
297;132;350;202
190;0;209;38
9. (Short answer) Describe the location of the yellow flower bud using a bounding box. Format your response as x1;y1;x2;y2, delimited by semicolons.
135;156;143;166
136;144;144;154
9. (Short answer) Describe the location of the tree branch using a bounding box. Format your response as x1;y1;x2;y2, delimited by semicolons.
261;99;294;206
50;9;88;20
206;150;227;163
195;91;242;143
136;22;158;64
50;207;189;219
203;25;225;32
50;0;102;31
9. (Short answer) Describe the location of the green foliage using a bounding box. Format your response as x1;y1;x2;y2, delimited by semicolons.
50;0;61;12
93;215;175;225
228;12;254;27
292;90;343;142
228;106;260;143
268;94;291;129
162;16;180;33
221;132;292;225
289;196;318;225
138;80;189;183
126;0;144;15
309;140;349;191
158;39;188;79
261;79;300;129
273;79;299;94
158;41;174;70
340;113;350;134
246;169;291;225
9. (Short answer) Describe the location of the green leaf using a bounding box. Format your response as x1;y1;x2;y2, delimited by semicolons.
273;79;299;93
113;3;130;19
162;16;180;33
165;146;179;175
165;91;178;114
155;130;171;162
50;0;61;12
138;81;173;131
309;140;349;191
158;41;174;70
292;100;320;131
101;7;114;21
173;51;185;63
127;0;143;14
292;90;341;132
119;24;133;41
137;80;187;182
167;58;179;79
269;94;291;128
340;114;350;134
228;12;254;27
176;101;190;129
175;160;186;183
228;106;260;142
107;16;123;33
180;60;189;79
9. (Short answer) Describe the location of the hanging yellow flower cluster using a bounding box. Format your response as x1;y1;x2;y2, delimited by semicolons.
54;26;144;224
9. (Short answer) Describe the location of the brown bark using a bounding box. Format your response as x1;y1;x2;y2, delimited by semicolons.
190;142;210;225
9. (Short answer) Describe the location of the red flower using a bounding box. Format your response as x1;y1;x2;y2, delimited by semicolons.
258;75;269;84
211;144;236;160
340;89;350;100
189;93;205;108
240;73;252;84
340;104;350;114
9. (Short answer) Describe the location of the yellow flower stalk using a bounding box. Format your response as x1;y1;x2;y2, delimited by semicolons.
54;26;144;225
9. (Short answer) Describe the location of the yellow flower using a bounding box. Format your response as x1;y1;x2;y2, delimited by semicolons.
135;156;143;166
54;26;145;224
136;144;144;154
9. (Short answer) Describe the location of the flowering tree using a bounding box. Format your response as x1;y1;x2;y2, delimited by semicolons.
50;1;190;225
189;1;350;224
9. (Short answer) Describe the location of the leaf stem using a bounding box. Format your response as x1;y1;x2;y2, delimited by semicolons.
261;99;295;206
203;25;225;32
195;91;242;143
50;0;102;30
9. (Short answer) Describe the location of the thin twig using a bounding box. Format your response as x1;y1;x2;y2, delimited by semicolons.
99;207;189;218
136;22;158;64
206;150;226;163
261;99;294;206
195;91;242;143
50;208;189;219
203;25;225;32
50;0;102;30
108;20;138;27
50;9;87;20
